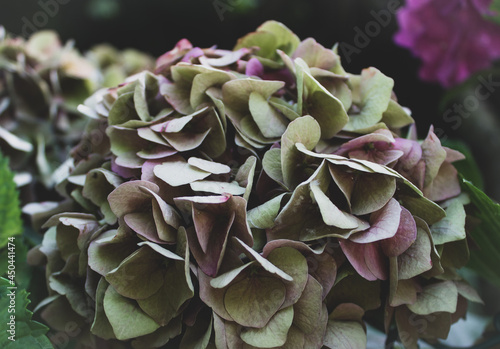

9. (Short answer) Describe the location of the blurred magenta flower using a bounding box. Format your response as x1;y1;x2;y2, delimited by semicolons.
395;0;500;87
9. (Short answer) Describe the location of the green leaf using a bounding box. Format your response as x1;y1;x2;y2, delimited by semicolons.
235;155;257;202
0;153;22;248
486;0;500;24
443;139;484;190
461;178;500;288
350;173;396;216
0;236;32;290
326;273;381;312
310;181;360;229
233;237;293;282
210;262;255;289
399;194;446;225
268;97;300;121
0;277;53;348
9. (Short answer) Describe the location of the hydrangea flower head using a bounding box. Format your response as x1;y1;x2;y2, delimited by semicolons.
395;0;500;87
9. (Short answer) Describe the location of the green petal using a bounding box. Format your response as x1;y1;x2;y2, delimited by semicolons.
224;276;286;328
249;92;288;138
247;194;286;229
267;247;309;307
105;247;165;300
302;71;348;139
397;226;433;280
235;155;257;201
240;306;294;348
103;285;160;340
210;262;255;289
323;320;366;349
430;198;466;245
281;116;321;189
344;68;394;132
310;181;360;229
407;281;458;315
350;173;396;215
190;180;246;195
292;276;324;334
262;148;284;186
90;278;115;340
154;158;211;187
381;99;414;129
188;157;231;174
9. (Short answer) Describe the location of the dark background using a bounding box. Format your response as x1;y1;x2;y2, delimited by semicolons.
1;0;500;199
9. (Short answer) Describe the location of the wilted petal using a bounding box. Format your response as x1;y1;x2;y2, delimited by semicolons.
350;198;401;243
340;240;388;281
380;206;417;257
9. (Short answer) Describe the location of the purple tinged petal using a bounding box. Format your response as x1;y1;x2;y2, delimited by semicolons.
181;47;204;62
124;212;160;242
348;149;404;166
340;240;388;281
200;48;250;67
335;129;396;156
174;195;253;276
423;162;462;202
245;57;264;77
380;206;417;257
350;198;402;243
155;39;193;73
110;159;139;179
393;138;422;172
108;180;159;217
421;127;447;187
292;37;340;71
444;147;466;163
136;146;178;160
186;214;234;276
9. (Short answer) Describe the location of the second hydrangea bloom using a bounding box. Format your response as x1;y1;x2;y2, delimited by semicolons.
395;0;500;87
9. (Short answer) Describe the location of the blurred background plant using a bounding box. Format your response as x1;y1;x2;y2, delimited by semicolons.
0;27;154;206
